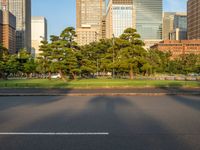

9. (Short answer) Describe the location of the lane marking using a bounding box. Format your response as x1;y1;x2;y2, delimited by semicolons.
0;132;109;136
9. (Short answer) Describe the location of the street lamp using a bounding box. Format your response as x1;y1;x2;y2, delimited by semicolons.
112;34;115;79
97;58;99;77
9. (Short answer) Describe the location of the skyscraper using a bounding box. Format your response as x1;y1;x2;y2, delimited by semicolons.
163;12;176;40
187;0;200;39
76;0;106;45
106;0;135;38
163;12;187;40
133;0;163;40
0;0;16;53
31;16;47;58
0;0;31;52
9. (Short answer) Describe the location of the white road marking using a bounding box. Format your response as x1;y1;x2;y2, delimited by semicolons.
0;132;109;136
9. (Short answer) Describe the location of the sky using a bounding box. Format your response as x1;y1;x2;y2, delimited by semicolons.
32;0;187;38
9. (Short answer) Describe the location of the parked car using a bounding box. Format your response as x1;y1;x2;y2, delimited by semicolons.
175;76;186;81
51;74;61;79
165;76;175;80
186;77;197;81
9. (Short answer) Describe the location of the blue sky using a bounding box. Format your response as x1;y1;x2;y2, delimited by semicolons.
32;0;187;38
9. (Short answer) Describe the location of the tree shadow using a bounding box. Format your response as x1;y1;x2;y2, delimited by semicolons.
0;86;75;112
171;95;200;111
158;86;200;111
0;96;66;112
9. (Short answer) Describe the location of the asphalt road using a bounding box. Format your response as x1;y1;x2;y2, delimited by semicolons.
0;95;200;150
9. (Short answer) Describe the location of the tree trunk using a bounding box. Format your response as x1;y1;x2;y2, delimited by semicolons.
129;64;134;80
72;72;77;80
48;72;51;80
59;70;66;82
29;73;32;79
2;73;8;80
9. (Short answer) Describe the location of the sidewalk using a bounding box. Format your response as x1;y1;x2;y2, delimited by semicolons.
0;88;199;96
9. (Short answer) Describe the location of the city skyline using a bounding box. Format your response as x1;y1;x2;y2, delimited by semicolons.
32;0;187;37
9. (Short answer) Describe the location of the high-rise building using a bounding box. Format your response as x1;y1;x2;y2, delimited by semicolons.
163;12;176;40
76;0;106;45
187;0;200;39
0;0;16;53
174;14;187;30
0;0;31;52
106;0;135;38
133;0;163;40
163;12;187;40
169;13;187;40
31;16;47;58
106;0;162;40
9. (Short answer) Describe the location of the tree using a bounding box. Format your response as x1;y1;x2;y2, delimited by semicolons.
24;58;37;78
0;44;20;79
80;39;113;78
0;44;8;79
148;49;171;74
60;27;77;49
37;40;53;79
120;28;145;46
116;28;147;79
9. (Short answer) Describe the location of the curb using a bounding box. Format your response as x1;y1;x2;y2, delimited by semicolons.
0;93;200;96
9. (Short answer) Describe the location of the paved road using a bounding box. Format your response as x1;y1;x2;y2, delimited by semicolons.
0;95;200;150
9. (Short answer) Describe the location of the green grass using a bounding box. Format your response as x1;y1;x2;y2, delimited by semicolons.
0;79;200;88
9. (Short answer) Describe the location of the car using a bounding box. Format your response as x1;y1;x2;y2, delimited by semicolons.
186;77;197;81
51;74;61;79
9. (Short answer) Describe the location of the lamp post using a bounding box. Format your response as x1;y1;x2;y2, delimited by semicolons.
97;58;99;77
112;34;115;79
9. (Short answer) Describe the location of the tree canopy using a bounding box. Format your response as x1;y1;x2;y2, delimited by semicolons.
1;27;200;80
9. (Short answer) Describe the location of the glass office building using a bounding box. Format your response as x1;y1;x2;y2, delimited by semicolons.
174;15;187;30
0;0;31;52
168;13;187;40
112;4;134;37
133;0;163;40
106;0;135;38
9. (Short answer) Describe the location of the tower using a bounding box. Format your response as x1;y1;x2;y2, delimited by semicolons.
0;0;31;52
0;0;16;53
76;0;106;45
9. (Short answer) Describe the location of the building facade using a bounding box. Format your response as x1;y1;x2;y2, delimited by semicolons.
133;0;162;40
76;0;106;45
170;13;187;40
169;28;187;40
163;12;187;40
173;14;187;30
0;0;16;54
163;12;176;40
0;0;31;52
151;40;200;58
31;16;47;58
106;0;135;38
187;0;200;39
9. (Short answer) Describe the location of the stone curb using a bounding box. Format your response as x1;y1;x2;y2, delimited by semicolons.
0;93;200;96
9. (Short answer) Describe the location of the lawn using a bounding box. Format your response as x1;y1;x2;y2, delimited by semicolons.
0;79;200;88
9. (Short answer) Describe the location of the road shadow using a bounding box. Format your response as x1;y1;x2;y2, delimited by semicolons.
158;86;200;111
0;96;66;112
